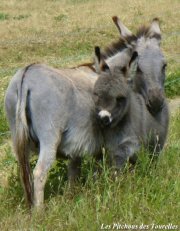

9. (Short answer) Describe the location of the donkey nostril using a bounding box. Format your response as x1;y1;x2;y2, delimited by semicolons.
148;95;165;113
102;116;111;126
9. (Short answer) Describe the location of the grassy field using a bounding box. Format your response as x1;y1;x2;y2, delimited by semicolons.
0;0;179;230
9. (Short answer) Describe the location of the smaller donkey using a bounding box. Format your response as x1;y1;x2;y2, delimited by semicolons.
93;47;168;169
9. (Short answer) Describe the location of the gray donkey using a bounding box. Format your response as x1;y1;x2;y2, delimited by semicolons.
93;46;169;169
102;17;168;117
5;64;104;208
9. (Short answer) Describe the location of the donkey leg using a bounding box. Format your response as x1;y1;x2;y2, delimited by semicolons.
33;143;58;207
68;156;82;184
113;153;127;170
112;139;140;170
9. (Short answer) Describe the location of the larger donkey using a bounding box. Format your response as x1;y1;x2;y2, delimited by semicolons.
5;64;104;208
93;47;169;169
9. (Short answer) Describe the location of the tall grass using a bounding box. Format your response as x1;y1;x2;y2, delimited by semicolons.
0;112;179;230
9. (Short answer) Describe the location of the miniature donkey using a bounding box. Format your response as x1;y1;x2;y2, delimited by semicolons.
104;17;169;117
5;64;104;208
93;47;169;169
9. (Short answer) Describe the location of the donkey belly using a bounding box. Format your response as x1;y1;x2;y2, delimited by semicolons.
58;121;102;158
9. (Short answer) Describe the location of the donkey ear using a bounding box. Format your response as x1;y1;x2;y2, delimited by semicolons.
128;51;139;82
94;46;110;73
112;16;133;38
148;18;161;41
95;46;101;63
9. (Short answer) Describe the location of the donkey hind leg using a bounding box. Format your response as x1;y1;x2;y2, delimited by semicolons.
33;141;59;207
68;156;82;184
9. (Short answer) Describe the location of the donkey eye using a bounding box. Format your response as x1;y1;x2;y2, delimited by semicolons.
116;96;126;105
162;63;167;71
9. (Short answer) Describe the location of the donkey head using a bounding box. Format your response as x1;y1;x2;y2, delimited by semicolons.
113;17;167;114
93;46;138;128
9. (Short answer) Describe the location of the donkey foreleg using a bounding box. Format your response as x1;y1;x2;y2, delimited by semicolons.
112;138;140;170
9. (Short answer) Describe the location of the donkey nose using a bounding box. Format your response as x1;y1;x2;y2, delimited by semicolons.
98;110;112;127
101;116;111;126
148;88;164;112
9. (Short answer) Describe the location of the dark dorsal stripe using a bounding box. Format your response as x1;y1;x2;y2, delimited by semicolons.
20;63;36;99
101;38;130;59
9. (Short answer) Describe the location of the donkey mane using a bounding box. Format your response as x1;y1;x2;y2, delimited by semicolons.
136;23;161;40
102;35;136;59
102;21;161;59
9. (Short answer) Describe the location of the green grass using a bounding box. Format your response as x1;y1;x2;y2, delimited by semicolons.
0;112;179;230
165;70;180;98
0;13;9;21
54;14;67;22
13;14;30;20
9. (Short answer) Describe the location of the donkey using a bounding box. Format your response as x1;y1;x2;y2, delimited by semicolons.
5;63;105;208
93;46;169;169
99;17;169;120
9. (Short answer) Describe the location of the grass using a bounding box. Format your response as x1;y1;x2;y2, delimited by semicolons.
13;14;30;21
0;112;179;230
165;70;180;98
0;0;179;229
54;14;68;22
0;13;9;21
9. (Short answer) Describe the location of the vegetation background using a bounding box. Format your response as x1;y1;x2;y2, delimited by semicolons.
0;0;179;230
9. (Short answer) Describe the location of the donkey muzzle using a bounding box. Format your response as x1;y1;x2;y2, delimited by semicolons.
98;110;112;127
147;88;164;113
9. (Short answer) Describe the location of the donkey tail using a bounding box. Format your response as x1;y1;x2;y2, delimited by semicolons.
15;64;34;207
